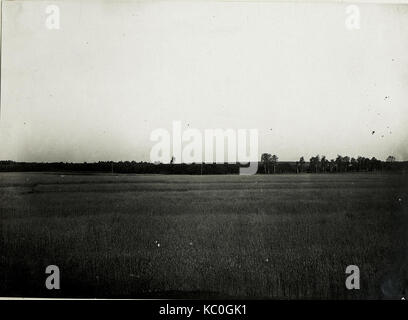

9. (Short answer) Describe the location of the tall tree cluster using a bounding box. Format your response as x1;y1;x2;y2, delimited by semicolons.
260;153;394;174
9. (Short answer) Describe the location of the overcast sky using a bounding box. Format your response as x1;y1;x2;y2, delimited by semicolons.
1;1;408;162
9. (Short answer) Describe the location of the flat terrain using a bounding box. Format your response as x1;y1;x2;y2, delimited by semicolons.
0;172;407;299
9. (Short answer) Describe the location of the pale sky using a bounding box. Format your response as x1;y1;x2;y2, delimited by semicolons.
1;1;408;162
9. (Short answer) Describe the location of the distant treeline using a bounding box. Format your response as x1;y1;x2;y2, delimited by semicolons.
260;154;404;174
0;156;407;174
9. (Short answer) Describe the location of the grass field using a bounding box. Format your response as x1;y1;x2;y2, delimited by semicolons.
0;172;407;299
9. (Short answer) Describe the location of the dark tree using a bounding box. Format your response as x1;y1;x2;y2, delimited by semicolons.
309;155;320;173
386;155;396;162
343;156;350;172
271;155;279;173
261;153;272;174
350;157;357;171
299;156;305;173
335;155;343;172
320;156;328;173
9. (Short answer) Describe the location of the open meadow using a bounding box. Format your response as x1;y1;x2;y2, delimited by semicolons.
0;172;407;299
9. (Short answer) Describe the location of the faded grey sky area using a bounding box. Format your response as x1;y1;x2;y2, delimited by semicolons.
1;1;408;162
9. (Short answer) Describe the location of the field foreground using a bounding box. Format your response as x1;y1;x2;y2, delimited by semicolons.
1;172;407;299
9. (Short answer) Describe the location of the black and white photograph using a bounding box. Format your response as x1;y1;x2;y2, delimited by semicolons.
0;0;407;307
